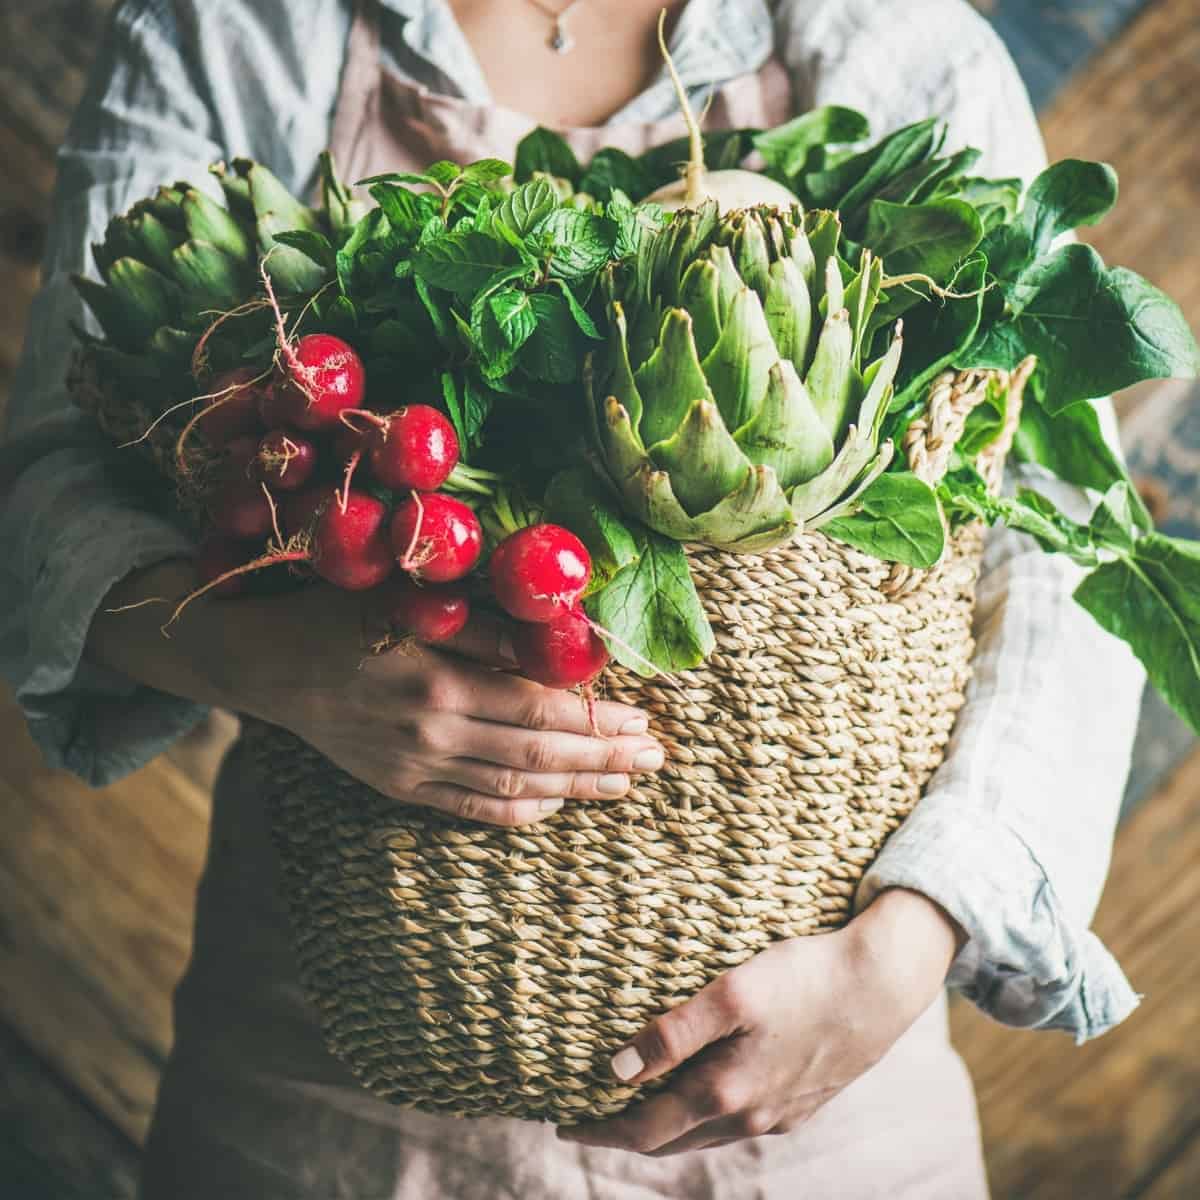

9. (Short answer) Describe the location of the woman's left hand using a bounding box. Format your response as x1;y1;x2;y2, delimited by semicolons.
557;888;964;1157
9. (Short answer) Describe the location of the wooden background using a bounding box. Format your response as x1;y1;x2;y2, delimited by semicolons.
2;1;1199;1196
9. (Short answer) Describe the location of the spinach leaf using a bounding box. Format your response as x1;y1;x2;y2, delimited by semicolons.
514;127;581;185
1012;383;1150;531
544;467;641;590
822;471;945;567
586;529;714;675
965;243;1200;411
1075;542;1200;734
957;375;1007;457
801;119;940;223
753;106;870;179
578;148;653;202
637;129;757;189
861;197;983;279
886;251;988;417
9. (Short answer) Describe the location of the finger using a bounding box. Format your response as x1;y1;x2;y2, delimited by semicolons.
434;656;652;737
440;716;663;775
436;759;631;802
409;782;564;828
559;1089;704;1154
647;1132;744;1158
439;611;519;669
606;971;743;1086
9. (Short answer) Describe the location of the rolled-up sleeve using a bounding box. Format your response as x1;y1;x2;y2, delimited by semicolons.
0;0;349;784
777;0;1145;1040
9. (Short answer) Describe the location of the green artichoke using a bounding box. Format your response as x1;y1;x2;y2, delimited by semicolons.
73;156;352;369
589;200;901;552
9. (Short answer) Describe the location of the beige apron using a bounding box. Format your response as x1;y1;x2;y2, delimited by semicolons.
139;4;989;1197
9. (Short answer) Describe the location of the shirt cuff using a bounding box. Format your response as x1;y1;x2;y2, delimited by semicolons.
854;794;1140;1043
2;442;210;787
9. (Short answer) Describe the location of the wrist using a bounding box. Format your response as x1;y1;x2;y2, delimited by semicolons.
848;887;965;1021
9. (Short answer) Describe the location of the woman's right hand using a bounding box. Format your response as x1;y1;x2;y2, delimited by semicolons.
96;564;664;828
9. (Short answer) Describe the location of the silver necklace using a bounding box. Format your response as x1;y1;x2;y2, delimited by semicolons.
525;0;585;54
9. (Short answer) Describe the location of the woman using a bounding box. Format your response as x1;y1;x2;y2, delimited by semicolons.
0;0;1145;1196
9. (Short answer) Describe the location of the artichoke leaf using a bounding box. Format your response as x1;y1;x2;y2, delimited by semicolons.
843;251;884;363
170;240;246;310
763;257;813;372
604;302;646;432
128;210;184;277
648;398;755;516
734;359;834;488
181;187;255;264
805;307;854;439
808;442;897;527
708;244;744;325
700;286;775;433
805;211;841;308
678;258;723;360
634;309;715;447
857;329;903;444
692;463;797;550
789;423;889;524
732;213;771;297
823;256;845;319
599;396;649;484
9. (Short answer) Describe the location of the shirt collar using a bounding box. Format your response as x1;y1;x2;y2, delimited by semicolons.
376;0;774;118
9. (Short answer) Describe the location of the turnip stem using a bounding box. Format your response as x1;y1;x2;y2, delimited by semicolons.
657;9;706;207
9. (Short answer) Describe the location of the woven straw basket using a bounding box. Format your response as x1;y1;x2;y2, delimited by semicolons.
76;353;1032;1123
240;360;1034;1125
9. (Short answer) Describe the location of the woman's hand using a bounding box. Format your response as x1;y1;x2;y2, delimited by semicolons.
89;561;663;827
558;888;964;1156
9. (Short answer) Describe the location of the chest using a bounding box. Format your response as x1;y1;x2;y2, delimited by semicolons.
445;0;683;126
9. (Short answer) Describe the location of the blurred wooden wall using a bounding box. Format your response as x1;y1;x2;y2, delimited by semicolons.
1;1;1199;1197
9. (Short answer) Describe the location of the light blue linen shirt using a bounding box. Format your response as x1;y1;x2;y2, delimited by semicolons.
0;0;1144;1041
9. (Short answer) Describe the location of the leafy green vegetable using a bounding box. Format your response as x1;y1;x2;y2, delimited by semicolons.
514;127;581;185
586;529;715;675
544;467;641;590
752;106;870;179
966;243;1200;411
822;471;945;567
862;197;983;280
577;148;652;203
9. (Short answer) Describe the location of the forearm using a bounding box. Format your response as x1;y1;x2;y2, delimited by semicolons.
84;558;239;712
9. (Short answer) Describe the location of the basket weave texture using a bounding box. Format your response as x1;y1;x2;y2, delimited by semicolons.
244;362;1032;1125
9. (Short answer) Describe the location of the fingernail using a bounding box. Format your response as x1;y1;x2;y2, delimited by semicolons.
539;798;564;813
597;773;628;796
633;748;664;771
620;716;649;735
611;1046;645;1081
498;632;517;665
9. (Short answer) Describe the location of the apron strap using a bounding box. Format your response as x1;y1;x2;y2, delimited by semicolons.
328;0;384;185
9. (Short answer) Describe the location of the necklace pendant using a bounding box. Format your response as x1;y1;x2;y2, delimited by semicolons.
549;20;575;54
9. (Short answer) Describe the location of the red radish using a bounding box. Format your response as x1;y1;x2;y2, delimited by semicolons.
209;479;276;540
391;493;482;583
257;380;294;429
312;491;394;590
389;580;470;643
333;422;369;465
254;429;317;492
347;405;458;491
195;368;264;446
280;484;337;538
195;537;254;599
513;606;609;689
489;524;591;623
223;433;262;476
274;333;366;431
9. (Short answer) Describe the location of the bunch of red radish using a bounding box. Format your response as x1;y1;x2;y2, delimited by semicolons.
190;331;608;691
192;331;481;623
